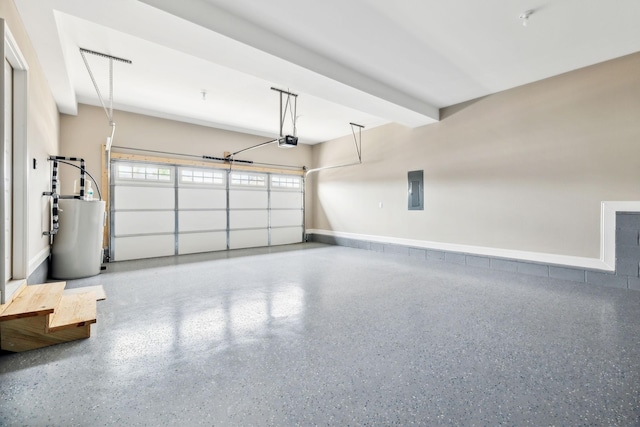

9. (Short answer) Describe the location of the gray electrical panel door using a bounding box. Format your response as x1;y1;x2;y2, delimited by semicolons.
408;170;424;210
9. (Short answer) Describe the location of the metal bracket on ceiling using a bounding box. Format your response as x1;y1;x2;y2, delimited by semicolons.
270;87;298;137
305;122;365;175
224;87;301;168
350;122;364;163
79;48;132;151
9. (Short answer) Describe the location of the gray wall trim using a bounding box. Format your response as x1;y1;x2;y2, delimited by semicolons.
307;222;640;292
28;256;49;285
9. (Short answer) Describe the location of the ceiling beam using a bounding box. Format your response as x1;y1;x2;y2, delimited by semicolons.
139;0;439;126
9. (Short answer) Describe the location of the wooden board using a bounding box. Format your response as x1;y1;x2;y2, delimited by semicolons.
63;285;106;301
0;282;66;321
0;281;27;316
1;316;91;352
48;292;97;332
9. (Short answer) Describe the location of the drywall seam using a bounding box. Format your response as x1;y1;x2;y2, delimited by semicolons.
308;201;640;272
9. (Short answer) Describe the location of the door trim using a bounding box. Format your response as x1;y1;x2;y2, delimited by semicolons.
1;20;29;303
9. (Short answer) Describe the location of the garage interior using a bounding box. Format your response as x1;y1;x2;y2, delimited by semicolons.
1;0;640;425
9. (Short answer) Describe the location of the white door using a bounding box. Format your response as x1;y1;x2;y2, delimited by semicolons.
3;58;12;283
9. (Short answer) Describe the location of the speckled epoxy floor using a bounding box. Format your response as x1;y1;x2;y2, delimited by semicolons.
1;243;639;426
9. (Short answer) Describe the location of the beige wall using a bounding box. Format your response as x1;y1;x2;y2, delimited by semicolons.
310;52;640;259
1;0;60;276
60;104;313;206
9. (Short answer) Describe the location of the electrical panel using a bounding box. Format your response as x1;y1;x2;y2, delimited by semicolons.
408;170;424;210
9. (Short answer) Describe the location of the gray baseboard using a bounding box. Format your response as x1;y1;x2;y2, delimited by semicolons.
307;233;639;292
27;256;49;285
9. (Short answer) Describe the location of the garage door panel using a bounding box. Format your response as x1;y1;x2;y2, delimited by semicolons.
229;210;268;229
114;186;174;210
270;210;302;227
271;191;302;209
271;227;303;245
113;235;174;261
229;229;268;249
179;188;226;210
179;211;226;232
113;162;304;259
179;232;227;254
114;211;174;235
229;190;267;209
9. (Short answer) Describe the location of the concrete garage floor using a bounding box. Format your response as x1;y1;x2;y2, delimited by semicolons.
1;243;639;426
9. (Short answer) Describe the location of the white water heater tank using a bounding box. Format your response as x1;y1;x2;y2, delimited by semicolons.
51;199;106;279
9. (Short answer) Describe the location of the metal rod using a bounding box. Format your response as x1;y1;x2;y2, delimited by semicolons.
305;161;362;175
229;139;277;157
351;122;364;162
80;49;110;122
272;88;298;138
270;87;298;97
109;58;114;122
109;145;304;170
279;92;283;137
79;48;132;64
293;95;298;137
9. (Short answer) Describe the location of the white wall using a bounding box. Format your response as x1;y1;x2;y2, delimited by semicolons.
310;52;640;260
0;0;60;278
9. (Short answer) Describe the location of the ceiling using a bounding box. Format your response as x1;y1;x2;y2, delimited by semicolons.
13;0;640;144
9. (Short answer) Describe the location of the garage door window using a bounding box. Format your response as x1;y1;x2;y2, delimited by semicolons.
231;172;266;187
116;164;172;182
271;175;301;189
180;169;224;185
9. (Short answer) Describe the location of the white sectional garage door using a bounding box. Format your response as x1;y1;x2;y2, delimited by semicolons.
177;167;227;255
112;164;175;261
229;171;269;250
270;175;304;246
111;161;303;261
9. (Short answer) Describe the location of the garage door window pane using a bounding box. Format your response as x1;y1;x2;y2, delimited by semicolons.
116;164;173;183
272;175;301;189
231;173;265;187
118;165;133;179
180;169;225;185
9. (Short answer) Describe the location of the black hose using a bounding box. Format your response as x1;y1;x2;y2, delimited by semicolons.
55;160;103;201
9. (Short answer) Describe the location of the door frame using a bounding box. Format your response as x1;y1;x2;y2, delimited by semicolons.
1;20;28;304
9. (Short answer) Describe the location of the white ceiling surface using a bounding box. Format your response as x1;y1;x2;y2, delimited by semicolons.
14;0;640;145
